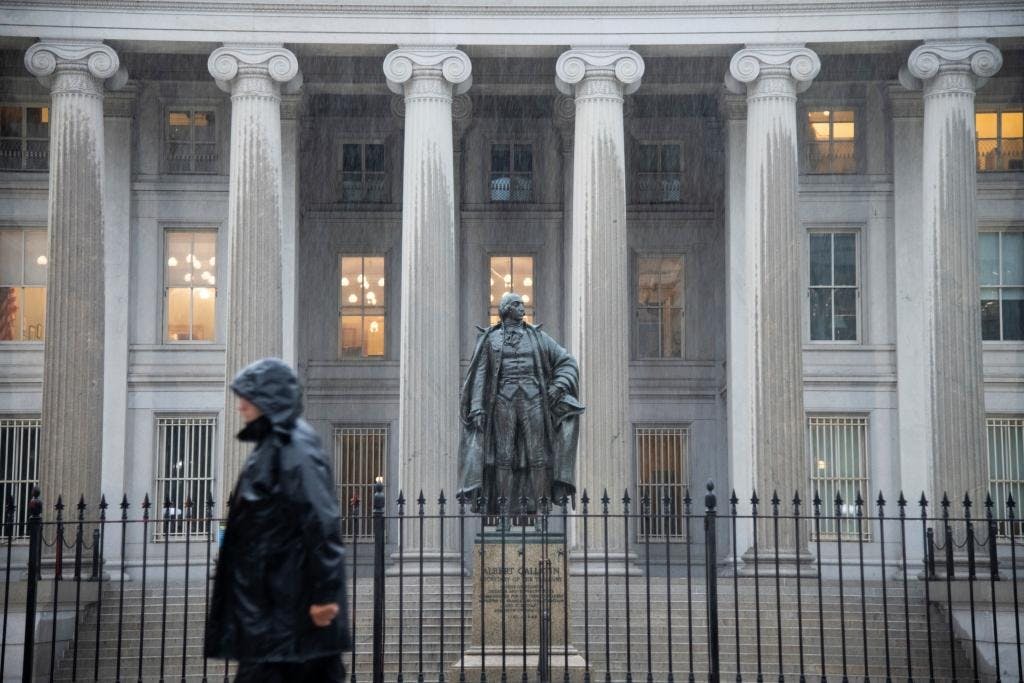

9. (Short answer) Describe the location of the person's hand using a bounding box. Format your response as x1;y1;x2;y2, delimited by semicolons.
309;602;339;627
470;410;486;432
547;385;564;403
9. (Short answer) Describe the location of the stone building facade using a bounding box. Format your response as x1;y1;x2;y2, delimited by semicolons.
0;1;1022;565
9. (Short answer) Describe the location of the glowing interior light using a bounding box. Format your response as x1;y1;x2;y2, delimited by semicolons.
198;288;211;300
167;256;178;267
186;254;193;264
369;321;380;333
201;271;211;281
348;293;358;303
522;295;530;303
341;277;350;286
209;256;216;266
817;459;827;471
183;273;192;283
36;255;48;266
523;277;532;287
378;277;385;287
503;274;512;284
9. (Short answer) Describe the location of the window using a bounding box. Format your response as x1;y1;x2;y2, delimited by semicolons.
489;143;532;202
166;109;217;174
339;256;386;358
489;255;534;325
808;415;870;541
977;110;1023;172
334;425;387;540
634;143;682;203
809;232;858;342
636;256;683;358
805;109;856;174
0;417;39;540
0;228;47;342
980;230;1024;341
988;416;1024;538
164;230;217;342
0;105;48;171
155;416;216;539
635;425;688;542
340;143;388;203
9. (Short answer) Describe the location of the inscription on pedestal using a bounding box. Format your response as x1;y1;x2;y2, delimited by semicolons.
472;530;566;648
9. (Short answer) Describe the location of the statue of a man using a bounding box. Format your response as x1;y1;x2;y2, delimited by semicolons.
458;292;584;516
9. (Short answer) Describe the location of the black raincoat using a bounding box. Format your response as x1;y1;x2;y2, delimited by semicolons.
205;358;350;664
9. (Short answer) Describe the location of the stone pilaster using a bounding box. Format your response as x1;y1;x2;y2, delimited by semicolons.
208;44;301;499
556;48;643;565
384;47;470;570
24;40;127;506
724;45;819;562
899;41;1002;507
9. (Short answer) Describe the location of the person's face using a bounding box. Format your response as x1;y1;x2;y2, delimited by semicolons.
236;396;263;424
503;297;526;322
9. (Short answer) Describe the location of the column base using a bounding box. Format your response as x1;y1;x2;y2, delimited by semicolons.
738;548;817;578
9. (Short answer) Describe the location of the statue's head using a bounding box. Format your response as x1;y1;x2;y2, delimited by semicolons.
498;292;526;322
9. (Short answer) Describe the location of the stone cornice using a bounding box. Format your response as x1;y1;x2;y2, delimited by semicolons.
724;44;820;95
555;47;644;96
899;40;1002;92
207;44;302;95
383;47;472;96
24;40;128;91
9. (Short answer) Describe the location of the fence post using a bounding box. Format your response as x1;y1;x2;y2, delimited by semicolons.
22;487;42;682
704;480;719;683
372;477;386;683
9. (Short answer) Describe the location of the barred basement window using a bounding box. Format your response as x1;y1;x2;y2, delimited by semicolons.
155;416;216;540
0;417;40;540
808;415;870;541
988;416;1024;539
334;425;388;540
166;109;217;174
635;425;689;542
0;105;49;171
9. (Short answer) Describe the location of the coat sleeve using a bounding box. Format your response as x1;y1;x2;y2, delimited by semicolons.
286;436;346;605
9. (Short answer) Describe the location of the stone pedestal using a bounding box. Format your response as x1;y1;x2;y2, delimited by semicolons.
454;529;586;682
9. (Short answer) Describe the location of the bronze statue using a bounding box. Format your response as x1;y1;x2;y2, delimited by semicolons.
457;292;583;516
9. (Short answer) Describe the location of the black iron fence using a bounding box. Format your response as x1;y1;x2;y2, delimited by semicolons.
1;482;1022;682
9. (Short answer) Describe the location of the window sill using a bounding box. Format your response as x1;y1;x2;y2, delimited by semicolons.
0;341;44;349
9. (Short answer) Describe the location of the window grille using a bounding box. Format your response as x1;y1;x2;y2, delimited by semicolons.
166;109;217;174
489;255;535;325
808;415;870;541
988;416;1024;539
976;110;1024;172
805;109;856;174
0;227;48;341
334;425;388;540
979;229;1024;341
635;426;688;542
339;255;386;358
155;416;216;540
0;105;49;171
634;143;682;203
0;417;40;540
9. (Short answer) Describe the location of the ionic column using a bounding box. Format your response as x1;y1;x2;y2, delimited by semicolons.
208;44;301;497
724;45;820;564
556;48;643;564
384;47;470;569
24;41;127;505
899;41;1002;508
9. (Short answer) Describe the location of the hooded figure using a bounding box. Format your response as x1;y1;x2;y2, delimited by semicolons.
205;358;350;681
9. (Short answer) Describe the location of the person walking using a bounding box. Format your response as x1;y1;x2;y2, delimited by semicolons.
205;357;350;682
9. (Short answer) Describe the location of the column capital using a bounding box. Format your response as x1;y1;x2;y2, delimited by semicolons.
724;44;820;96
555;47;644;97
208;44;302;96
383;47;472;97
25;40;128;92
899;40;1002;93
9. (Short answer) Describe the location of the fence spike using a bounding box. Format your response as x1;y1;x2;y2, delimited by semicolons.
77;495;86;513
55;495;64;513
963;492;973;513
601;489;610;513
771;490;780;511
750;489;759;508
792;490;802;508
877;491;886;508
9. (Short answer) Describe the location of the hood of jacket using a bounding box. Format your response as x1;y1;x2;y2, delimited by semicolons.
230;358;303;436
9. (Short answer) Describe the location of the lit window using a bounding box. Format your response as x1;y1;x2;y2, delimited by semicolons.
637;256;683;358
977;110;1024;172
0;417;40;540
489;143;532;202
988;416;1024;538
0;228;47;342
489;255;534;325
805;109;856;174
164;230;217;342
980;230;1024;341
340;143;388;203
808;415;870;541
809;232;858;342
155;416;216;540
339;256;386;358
634;143;682;203
166;109;217;174
334;425;388;540
635;425;688;542
0;105;49;171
